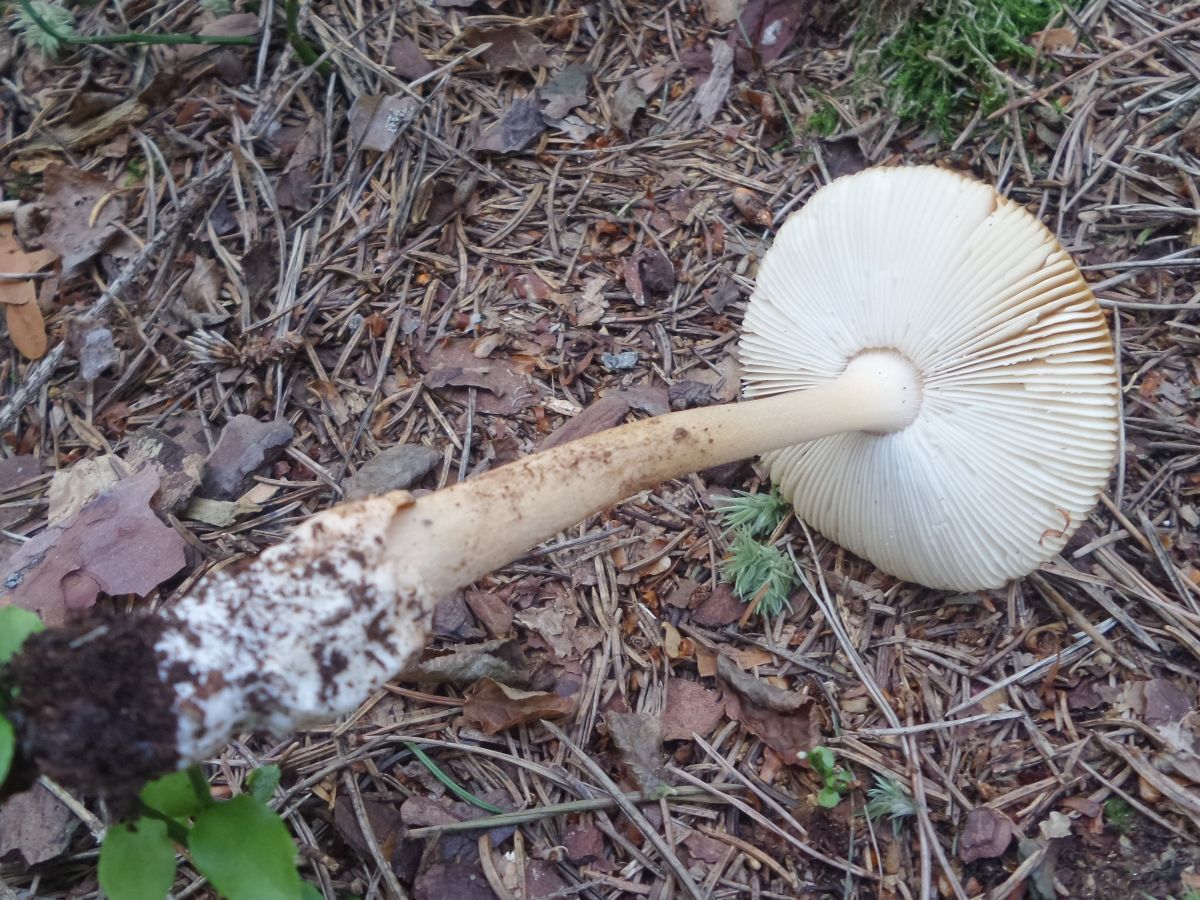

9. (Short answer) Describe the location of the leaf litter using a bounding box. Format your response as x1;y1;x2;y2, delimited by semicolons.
4;0;1200;897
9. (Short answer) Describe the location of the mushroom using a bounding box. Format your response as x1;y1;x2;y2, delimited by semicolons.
7;165;1120;793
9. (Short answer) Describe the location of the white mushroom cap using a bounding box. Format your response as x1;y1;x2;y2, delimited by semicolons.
740;166;1120;591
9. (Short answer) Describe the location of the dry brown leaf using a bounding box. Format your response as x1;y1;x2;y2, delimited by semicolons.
958;807;1014;863
462;677;574;734
718;654;818;761
401;639;528;687
32;164;125;279
661;679;724;741
606;711;669;795
463;26;550;72
0;784;78;866
474;97;545;154
389;35;435;80
2;467;187;626
692;584;746;626
349;94;419;153
1032;27;1078;54
730;0;809;71
0;222;56;359
423;340;537;415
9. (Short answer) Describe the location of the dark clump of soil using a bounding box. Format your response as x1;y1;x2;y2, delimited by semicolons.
1053;822;1200;898
4;612;179;804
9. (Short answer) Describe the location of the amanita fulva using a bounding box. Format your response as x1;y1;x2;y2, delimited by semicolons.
7;166;1120;793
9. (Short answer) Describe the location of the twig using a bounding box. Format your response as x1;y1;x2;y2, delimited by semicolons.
0;162;232;432
541;720;706;900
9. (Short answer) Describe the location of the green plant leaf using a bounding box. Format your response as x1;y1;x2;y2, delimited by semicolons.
807;746;835;777
0;716;14;786
817;786;842;809
0;606;44;664
247;764;282;804
99;817;178;900
140;768;210;818
299;882;324;900
189;795;301;900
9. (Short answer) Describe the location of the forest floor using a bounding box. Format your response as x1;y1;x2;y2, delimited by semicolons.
2;0;1200;897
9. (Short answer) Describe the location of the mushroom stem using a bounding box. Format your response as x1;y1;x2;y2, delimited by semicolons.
390;350;922;597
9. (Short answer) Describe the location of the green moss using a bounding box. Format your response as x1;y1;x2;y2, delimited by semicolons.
808;101;840;137
857;0;1067;134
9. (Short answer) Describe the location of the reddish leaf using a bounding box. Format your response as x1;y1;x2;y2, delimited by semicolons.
462;677;574;734
692;584;746;626
959;807;1014;863
662;679;724;741
2;467;186;626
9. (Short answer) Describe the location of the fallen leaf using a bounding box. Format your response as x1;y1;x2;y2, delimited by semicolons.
525;860;571;899
200;414;294;500
1142;678;1192;726
333;797;405;862
32;164;125;280
692;584;746;626
2;467;187;626
611;79;647;132
1032;27;1077;54
0;223;56;360
475;96;545;154
692;42;735;124
462;677;574;734
199;12;260;37
730;0;809;71
540;393;630;450
515;604;576;660
46;454;125;524
0;784;78;866
662;679;724;741
401;639;528;687
0;456;42;494
184;496;261;526
562;822;606;865
344;444;442;501
432;592;485;640
622;250;675;306
958;807;1013;863
464;26;550;72
683;830;726;864
719;654;818;761
5;295;47;360
389;35;435;80
348;94;419;153
423;340;537;415
539;65;590;118
464;590;514;638
414;863;496;900
607;712;669;795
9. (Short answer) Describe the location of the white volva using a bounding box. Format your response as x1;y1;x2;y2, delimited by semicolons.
741;166;1120;590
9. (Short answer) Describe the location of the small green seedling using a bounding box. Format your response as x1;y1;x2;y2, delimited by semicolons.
804;746;855;808
1104;796;1135;834
98;763;318;900
0;606;46;785
865;775;916;834
715;487;791;538
721;527;798;618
